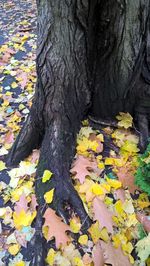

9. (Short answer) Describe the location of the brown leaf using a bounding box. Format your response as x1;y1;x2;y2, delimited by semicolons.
100;241;132;266
117;166;139;194
43;208;70;248
92;241;105;266
114;188;126;203
14;194;28;214
93;197;115;234
70;156;102;184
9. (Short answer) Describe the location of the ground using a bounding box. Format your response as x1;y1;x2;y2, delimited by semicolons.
0;1;150;265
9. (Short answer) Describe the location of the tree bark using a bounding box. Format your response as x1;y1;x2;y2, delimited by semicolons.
7;0;150;265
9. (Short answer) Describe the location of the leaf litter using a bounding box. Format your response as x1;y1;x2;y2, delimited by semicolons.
0;0;150;265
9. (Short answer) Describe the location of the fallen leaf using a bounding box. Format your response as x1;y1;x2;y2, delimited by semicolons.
8;243;20;256
136;233;150;262
92;241;104;266
70;156;101;184
42;170;53;183
44;189;54;204
100;241;132;266
93;197;115;233
116;112;133;129
43;208;70;248
14;194;28;214
117;166;139;194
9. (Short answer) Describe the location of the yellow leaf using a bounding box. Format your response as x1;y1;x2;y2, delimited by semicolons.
42;170;53;183
70;218;81;233
73;257;84;266
121;140;139;154
46;248;56;266
8;244;20;255
99;228;109;242
105;158;114;165
11;82;18;89
78;235;88;245
0;161;6;171
97;162;105;169
88;221;101;243
125;214;138;227
116;112;133;129
44;188;54;204
91;183;105;195
97;133;104;142
13;210;36;230
14;261;25;266
114;200;126;219
106;179;122;189
138;200;150;209
122;242;133;255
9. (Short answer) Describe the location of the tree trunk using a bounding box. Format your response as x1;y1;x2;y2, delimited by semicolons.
7;0;150;265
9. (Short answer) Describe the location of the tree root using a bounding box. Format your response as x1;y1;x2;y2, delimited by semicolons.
6;115;43;167
136;113;150;153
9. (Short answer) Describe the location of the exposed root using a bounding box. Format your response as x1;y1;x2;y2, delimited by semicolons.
6;115;43;167
136;113;150;153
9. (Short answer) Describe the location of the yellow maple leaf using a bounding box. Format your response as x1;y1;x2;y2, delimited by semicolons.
122;241;133;255
99;227;109;242
73;257;84;266
121;140;139;154
8;243;20;255
106;179;122;189
78;235;88;245
42;170;53;183
116;112;133;129
88;221;101;243
13;210;36;230
46;248;56;266
114;200;126;219
77;137;98;155
44;189;54;204
91;183;105;195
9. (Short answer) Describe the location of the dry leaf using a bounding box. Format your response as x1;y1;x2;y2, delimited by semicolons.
14;194;28;214
93;197;115;233
70;156;102;184
100;241;132;266
92;241;104;266
117;166;139;194
43;208;70;248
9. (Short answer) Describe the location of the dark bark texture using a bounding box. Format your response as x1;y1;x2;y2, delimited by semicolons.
7;0;150;265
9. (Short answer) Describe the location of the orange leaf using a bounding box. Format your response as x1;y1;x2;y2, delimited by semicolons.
43;208;70;248
14;194;28;214
92;241;104;266
117;166;139;194
70;156;102;184
100;241;132;266
93;197;115;234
